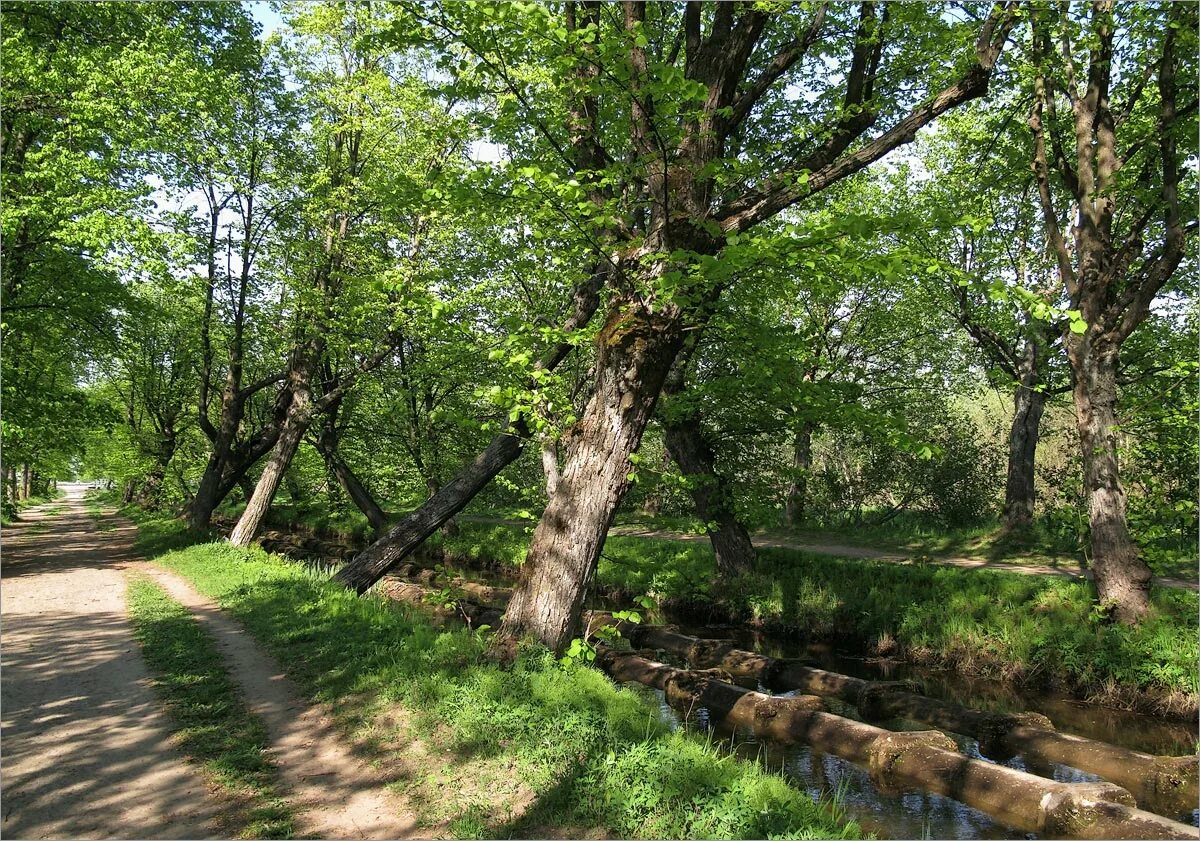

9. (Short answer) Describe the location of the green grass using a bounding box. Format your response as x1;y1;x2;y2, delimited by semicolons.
3;487;66;525
146;540;859;840
126;576;294;839
427;521;1199;703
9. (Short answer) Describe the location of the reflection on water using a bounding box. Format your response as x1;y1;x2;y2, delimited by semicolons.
627;625;1199;839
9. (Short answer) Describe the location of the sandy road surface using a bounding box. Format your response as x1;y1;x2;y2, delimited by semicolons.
1;485;219;839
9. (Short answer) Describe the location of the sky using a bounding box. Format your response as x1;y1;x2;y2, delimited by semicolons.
247;1;284;40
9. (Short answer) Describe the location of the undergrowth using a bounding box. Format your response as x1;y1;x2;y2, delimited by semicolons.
126;576;294;838
148;540;860;840
427;522;1199;703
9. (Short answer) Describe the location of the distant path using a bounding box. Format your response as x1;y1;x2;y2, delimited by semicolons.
464;516;1199;593
1;484;220;839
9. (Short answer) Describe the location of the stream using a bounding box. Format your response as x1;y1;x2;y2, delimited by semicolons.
629;624;1198;839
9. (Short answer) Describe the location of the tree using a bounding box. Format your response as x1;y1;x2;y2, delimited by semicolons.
479;0;1019;652
1026;1;1196;622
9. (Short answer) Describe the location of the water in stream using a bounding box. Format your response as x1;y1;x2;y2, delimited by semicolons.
626;626;1199;839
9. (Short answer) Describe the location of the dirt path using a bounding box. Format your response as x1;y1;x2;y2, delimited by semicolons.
1;486;220;839
464;516;1198;592
3;486;426;840
134;564;423;840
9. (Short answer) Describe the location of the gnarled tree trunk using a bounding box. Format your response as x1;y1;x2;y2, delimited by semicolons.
1072;342;1151;622
497;304;686;652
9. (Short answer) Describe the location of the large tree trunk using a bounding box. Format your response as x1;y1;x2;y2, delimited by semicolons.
228;388;314;547
497;305;685;653
783;421;815;527
1072;345;1152;623
333;264;607;594
1002;382;1046;531
663;414;755;577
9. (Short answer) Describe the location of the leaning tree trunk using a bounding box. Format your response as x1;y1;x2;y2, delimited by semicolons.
228;388;314;547
313;434;388;533
663;415;755;577
498;306;685;653
783;421;815;527
334;433;525;592
1003;382;1046;531
1072;343;1152;623
333;264;606;594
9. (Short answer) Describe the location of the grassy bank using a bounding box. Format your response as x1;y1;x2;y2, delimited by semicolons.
121;499;1199;712
127;515;859;838
426;522;1199;712
126;576;294;838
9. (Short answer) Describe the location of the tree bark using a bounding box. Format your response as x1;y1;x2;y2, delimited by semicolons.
21;463;31;499
228;387;314;547
335;432;525;592
1002;381;1046;531
1072;343;1152;623
540;438;560;498
333;264;607;594
663;413;755;577
783;421;815;527
497;304;686;653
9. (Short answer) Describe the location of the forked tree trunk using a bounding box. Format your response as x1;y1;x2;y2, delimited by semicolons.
783;422;815;527
188;390;246;529
663;415;755;577
1003;382;1046;531
228;388;314;547
497;305;685;653
1072;345;1152;623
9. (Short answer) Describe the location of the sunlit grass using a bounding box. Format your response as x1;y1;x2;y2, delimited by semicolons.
126;575;294;839
147;541;860;840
